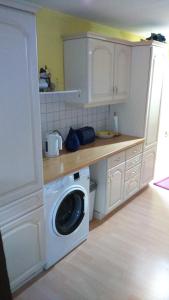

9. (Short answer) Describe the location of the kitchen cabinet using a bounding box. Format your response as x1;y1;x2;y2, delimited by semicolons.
114;42;167;186
113;44;131;101
140;146;157;188
124;164;141;200
90;143;143;219
144;47;165;150
0;1;45;292
1;207;45;292
106;163;125;213
89;39;115;104
64;33;131;107
116;43;167;141
0;3;43;208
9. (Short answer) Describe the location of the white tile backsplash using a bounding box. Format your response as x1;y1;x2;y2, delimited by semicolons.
40;91;111;150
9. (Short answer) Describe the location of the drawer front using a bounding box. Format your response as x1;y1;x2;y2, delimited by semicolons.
124;174;140;201
126;154;142;170
126;143;143;160
107;151;125;169
125;164;141;181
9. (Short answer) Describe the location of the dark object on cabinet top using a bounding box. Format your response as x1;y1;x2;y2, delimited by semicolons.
76;126;95;145
146;33;166;42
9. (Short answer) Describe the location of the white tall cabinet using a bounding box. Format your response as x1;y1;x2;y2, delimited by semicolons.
0;1;45;291
144;46;165;150
113;43;167;187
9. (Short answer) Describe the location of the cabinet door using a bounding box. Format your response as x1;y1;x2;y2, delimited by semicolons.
140;146;157;188
124;175;140;200
0;7;42;207
106;163;125;213
144;47;166;150
1;207;45;292
113;44;131;101
89;39;114;103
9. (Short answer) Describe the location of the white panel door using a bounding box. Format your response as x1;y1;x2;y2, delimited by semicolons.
140;146;157;188
1;207;45;291
114;44;131;101
89;39;114;103
0;6;42;207
144;47;166;150
106;163;125;213
124;175;140;200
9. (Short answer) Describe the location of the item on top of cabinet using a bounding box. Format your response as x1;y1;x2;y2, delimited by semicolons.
45;131;63;157
39;65;55;92
146;33;166;43
96;130;116;139
113;112;119;135
65;128;80;152
76;127;95;145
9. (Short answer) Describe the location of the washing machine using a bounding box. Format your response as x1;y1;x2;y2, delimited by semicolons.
44;167;90;269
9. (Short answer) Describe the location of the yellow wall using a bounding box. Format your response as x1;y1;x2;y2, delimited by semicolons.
36;9;141;90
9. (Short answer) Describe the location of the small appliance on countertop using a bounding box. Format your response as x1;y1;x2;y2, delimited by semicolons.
45;131;63;157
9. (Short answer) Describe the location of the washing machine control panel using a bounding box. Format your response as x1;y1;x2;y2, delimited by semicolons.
74;172;80;181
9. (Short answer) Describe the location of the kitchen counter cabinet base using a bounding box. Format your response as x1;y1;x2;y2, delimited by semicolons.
90;143;143;219
1;207;45;292
43;135;144;184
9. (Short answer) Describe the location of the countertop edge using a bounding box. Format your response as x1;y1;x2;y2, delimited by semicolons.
43;136;144;184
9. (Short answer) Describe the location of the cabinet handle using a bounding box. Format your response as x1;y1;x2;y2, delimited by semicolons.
114;157;121;162
112;86;115;94
115;86;118;95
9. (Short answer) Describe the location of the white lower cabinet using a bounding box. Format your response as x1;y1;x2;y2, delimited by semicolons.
90;142;158;219
140;146;157;188
106;163;125;213
124;164;141;200
90;143;143;219
1;207;45;292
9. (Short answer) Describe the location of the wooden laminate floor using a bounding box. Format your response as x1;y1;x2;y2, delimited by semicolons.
14;185;169;300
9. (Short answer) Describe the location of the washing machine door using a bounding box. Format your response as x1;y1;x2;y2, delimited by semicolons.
53;189;85;235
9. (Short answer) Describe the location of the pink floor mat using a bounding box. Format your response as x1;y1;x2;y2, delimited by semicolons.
154;177;169;190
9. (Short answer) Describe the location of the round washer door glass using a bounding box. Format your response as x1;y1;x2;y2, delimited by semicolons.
54;190;85;235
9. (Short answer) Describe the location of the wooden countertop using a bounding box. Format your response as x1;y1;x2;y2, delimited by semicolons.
43;135;144;184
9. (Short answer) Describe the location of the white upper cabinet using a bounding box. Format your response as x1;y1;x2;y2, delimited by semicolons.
114;44;131;101
64;33;131;107
144;47;166;150
89;39;114;104
0;6;42;207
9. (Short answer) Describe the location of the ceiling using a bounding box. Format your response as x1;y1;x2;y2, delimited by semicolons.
28;0;169;36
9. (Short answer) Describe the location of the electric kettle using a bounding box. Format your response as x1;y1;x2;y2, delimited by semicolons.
45;131;63;157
